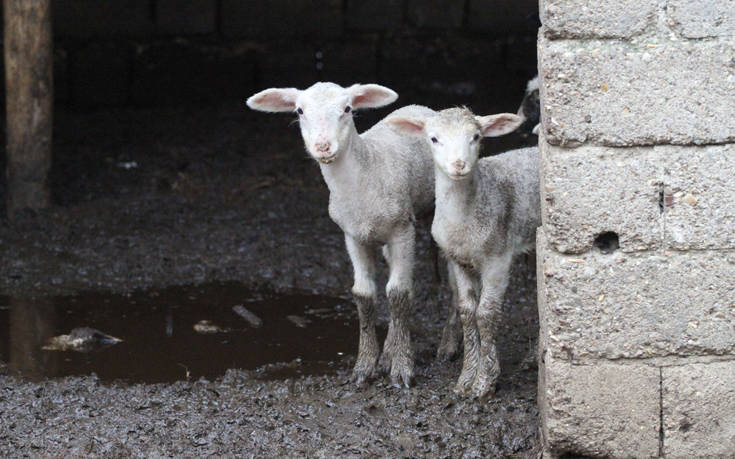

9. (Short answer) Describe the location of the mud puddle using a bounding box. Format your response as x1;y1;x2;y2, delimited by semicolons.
0;283;357;383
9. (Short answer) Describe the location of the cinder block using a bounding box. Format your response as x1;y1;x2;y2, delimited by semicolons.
320;40;378;87
406;0;464;28
468;0;539;35
221;0;342;39
380;34;504;93
663;360;735;457
539;350;660;457
664;144;735;251
258;42;319;88
538;36;735;146
537;229;735;362
540;0;657;38
666;0;735;39
131;42;257;106
70;42;131;107
540;140;663;254
345;0;403;30
53;0;153;38
156;0;216;35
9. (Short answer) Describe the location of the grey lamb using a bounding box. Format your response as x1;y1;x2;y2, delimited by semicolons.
388;107;540;399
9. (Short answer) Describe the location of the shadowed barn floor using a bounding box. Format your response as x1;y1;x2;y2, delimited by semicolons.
0;99;540;456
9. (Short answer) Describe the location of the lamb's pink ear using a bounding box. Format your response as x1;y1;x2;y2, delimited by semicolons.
386;116;425;137
246;88;300;112
476;113;523;137
349;84;398;109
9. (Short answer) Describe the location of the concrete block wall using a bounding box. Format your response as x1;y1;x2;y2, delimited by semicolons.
537;0;735;456
40;0;540;109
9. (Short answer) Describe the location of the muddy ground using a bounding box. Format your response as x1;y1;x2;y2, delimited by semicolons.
0;98;540;457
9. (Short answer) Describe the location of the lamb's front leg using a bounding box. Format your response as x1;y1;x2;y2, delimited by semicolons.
381;224;416;387
450;260;480;396
345;235;379;386
472;255;512;400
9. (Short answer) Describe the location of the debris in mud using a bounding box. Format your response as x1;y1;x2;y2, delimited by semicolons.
42;327;123;352
193;320;230;334
286;315;309;328
116;160;139;169
232;304;263;328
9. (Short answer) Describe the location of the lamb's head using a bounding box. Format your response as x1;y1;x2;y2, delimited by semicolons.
247;82;398;164
387;107;522;180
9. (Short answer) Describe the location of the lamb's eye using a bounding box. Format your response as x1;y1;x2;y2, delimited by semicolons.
473;133;480;141
344;106;352;113
431;137;438;144
296;108;304;115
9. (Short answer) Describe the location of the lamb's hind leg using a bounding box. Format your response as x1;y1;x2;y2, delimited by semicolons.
345;235;379;386
437;264;462;361
382;224;416;387
378;244;398;374
472;255;512;400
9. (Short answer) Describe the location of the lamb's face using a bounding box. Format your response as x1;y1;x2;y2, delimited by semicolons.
247;82;398;165
386;108;524;181
424;109;483;180
295;83;355;164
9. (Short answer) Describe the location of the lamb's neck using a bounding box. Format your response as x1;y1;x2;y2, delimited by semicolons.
318;125;371;194
434;165;481;222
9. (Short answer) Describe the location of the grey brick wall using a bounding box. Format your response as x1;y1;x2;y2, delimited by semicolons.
537;0;735;456
47;0;539;108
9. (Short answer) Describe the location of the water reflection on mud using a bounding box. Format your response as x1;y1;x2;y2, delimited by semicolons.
0;283;356;383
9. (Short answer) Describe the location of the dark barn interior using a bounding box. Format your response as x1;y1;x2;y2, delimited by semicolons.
0;1;543;456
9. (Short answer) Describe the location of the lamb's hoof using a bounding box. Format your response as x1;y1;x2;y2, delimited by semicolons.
351;359;378;387
453;370;476;397
471;382;496;403
378;351;393;375
436;340;461;361
389;353;414;388
453;380;473;398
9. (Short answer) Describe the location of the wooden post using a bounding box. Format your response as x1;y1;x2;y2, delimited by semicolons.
4;0;53;217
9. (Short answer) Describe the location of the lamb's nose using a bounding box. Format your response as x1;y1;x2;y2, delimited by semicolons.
452;159;466;171
315;142;331;153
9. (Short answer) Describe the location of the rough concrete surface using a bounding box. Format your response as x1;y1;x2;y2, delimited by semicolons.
664;143;735;251
538;36;735;146
541;141;735;253
666;0;735;39
540;140;663;254
0;104;541;457
539;350;660;458
662;360;735;458
537;230;735;362
541;0;657;38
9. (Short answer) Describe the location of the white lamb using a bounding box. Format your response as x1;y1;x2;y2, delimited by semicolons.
247;82;441;386
388;107;540;399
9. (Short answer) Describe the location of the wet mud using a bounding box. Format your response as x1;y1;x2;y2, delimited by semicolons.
0;93;540;456
1;284;356;383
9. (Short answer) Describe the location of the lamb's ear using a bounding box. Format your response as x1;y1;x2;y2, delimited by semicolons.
348;84;398;109
246;88;300;112
386;116;426;137
476;113;524;137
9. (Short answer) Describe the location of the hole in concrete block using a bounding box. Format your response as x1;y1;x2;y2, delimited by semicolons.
593;232;619;254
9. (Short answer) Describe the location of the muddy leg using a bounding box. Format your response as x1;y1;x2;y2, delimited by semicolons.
472;256;511;400
437;264;462;361
383;224;415;387
450;261;480;396
378;245;397;374
345;235;379;386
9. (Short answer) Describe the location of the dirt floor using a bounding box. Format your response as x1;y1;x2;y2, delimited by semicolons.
0;97;540;457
